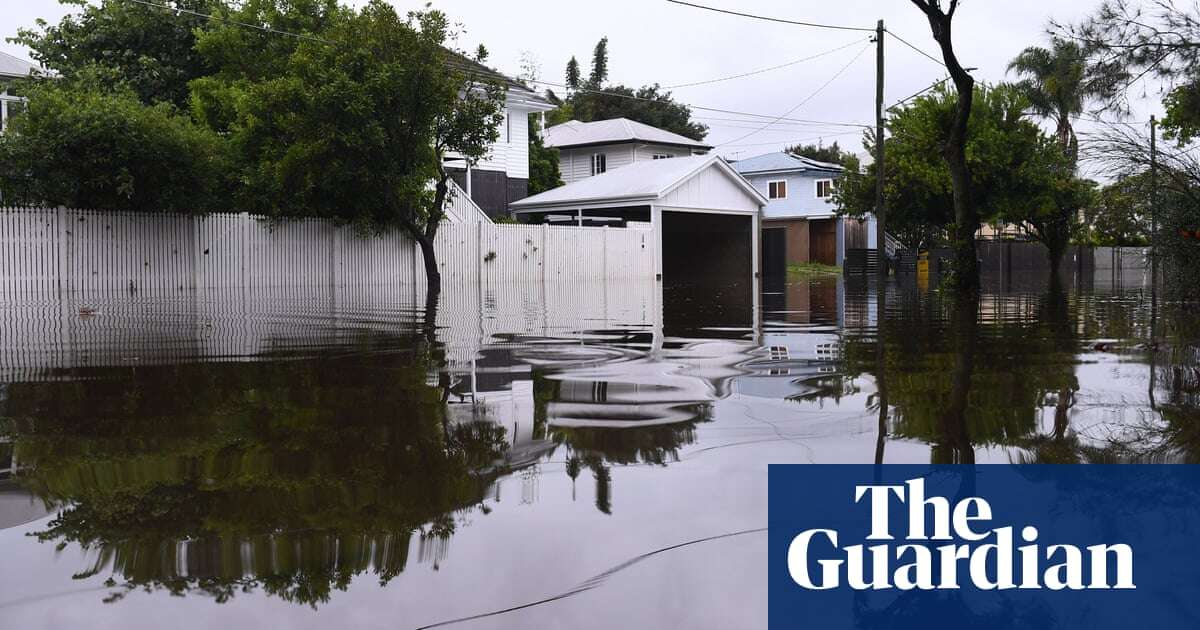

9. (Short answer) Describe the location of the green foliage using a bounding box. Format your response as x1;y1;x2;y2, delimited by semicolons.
192;1;505;236
546;38;707;141
5;347;506;606
1163;80;1200;145
13;0;221;107
565;55;581;90
0;70;230;212
784;140;858;169
588;36;609;88
1085;174;1152;246
834;83;1081;253
528;115;562;195
1007;38;1128;163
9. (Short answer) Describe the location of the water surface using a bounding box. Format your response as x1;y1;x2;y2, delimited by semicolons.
0;269;1195;629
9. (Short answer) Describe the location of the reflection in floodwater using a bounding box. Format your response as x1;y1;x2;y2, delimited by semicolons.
0;270;1196;626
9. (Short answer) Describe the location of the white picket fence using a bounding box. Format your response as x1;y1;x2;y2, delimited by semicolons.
0;206;656;297
0;206;659;378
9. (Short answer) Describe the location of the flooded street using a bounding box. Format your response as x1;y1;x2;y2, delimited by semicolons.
1;270;1195;629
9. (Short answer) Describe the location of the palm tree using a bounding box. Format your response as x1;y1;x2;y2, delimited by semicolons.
1007;38;1128;165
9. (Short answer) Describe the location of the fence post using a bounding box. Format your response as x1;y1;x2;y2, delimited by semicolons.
191;215;201;291
542;223;550;286
55;206;67;295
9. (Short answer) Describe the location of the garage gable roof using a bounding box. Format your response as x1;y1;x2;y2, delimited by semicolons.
511;154;766;210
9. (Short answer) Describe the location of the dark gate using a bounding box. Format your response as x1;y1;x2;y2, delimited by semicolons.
762;227;787;277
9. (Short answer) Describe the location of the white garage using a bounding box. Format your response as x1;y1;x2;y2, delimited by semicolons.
510;154;767;328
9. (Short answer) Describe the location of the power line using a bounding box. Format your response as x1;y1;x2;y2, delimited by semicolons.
664;0;875;33
665;37;869;89
123;0;483;74
720;129;863;149
124;0;333;44
883;29;947;68
530;78;871;129
716;41;872;147
129;0;873;132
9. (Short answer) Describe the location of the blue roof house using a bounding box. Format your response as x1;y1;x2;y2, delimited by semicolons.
732;152;875;269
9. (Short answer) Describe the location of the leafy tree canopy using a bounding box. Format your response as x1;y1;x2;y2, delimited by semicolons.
835;83;1079;252
0;67;230;212
1084;173;1152;246
784;140;859;170
1056;0;1200;144
12;0;221;107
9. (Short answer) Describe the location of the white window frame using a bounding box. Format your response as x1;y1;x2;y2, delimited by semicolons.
591;153;607;175
652;153;673;160
815;179;834;199
768;180;788;200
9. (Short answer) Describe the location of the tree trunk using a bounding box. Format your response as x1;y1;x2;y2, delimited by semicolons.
416;235;442;297
913;0;978;292
1047;243;1065;277
412;171;451;301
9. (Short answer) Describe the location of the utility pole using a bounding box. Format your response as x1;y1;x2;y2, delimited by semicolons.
1149;114;1159;402
874;19;886;279
1150;115;1158;286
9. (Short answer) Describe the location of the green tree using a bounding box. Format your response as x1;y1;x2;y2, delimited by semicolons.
12;0;221;107
588;36;609;88
1055;1;1200;144
1086;174;1152;246
0;69;230;211
565;55;581;91
528;115;562;195
1007;38;1128;164
910;0;979;289
784;140;858;169
1007;38;1126;272
550;83;707;141
835;83;1078;258
547;38;707;141
195;2;505;295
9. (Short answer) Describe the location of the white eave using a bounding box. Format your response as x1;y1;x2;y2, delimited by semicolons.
511;154;767;213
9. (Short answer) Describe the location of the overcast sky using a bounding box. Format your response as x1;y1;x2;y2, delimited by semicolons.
1;0;1166;176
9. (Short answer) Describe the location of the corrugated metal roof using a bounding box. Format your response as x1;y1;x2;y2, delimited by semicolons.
447;50;552;108
731;151;843;175
0;51;38;80
511;154;764;209
544;118;712;150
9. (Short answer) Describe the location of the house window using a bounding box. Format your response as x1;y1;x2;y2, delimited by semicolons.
652;154;673;160
768;180;787;199
506;114;511;143
591;153;607;175
815;179;834;198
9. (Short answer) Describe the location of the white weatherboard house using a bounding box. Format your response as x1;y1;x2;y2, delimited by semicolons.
510;154;765;318
732;151;875;268
544;118;711;184
0;51;38;134
443;56;556;220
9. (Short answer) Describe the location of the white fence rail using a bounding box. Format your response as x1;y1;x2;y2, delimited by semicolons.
0;206;659;379
0;207;656;298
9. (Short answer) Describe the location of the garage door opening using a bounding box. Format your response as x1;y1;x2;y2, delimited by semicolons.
661;211;754;334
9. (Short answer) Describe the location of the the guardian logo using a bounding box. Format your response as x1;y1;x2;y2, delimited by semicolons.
787;478;1136;591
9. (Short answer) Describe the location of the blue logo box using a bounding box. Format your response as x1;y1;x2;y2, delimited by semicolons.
768;465;1200;629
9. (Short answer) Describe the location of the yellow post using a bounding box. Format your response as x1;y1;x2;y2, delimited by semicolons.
916;251;930;292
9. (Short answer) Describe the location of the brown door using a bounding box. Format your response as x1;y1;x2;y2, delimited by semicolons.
810;219;837;265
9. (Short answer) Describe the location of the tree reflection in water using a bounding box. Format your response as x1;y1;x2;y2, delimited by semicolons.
4;336;509;607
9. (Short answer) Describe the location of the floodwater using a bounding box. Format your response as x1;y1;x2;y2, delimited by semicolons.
0;269;1195;629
